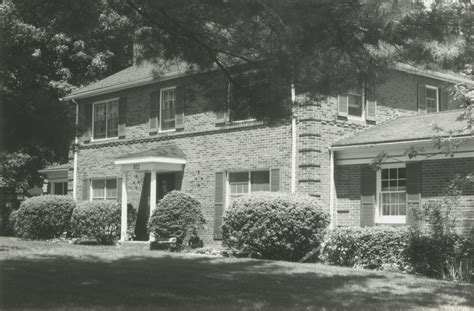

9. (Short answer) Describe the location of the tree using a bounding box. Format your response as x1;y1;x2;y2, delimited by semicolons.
0;0;133;194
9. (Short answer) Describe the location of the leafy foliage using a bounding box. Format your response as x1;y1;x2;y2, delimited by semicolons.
70;201;135;245
5;209;18;237
147;191;205;249
321;226;410;272
15;195;75;239
222;192;329;261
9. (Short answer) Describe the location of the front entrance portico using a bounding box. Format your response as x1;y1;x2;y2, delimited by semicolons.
114;145;186;241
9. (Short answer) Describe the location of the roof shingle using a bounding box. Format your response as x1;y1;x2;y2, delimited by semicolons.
333;110;471;147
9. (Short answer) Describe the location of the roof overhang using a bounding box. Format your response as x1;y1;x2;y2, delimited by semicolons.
392;63;474;87
332;136;474;165
114;145;186;173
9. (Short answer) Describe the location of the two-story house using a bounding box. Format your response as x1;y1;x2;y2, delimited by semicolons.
60;60;474;243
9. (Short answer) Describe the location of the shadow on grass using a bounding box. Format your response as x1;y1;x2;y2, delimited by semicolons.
1;253;473;310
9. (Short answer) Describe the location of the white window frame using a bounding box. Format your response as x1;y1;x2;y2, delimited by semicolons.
92;98;120;141
226;169;271;206
347;89;365;121
424;85;439;113
375;163;407;224
159;86;177;133
90;177;118;201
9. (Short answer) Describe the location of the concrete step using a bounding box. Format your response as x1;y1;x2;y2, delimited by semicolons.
116;240;151;251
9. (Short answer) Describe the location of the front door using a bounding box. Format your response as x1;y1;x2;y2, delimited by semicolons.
157;173;176;201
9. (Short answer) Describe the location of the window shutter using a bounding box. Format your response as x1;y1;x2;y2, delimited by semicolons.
149;91;159;132
47;182;51;194
214;172;225;240
84;103;92;142
175;86;185;130
82;179;90;201
417;84;426;113
118;97;127;138
440;88;448;111
406;161;422;227
117;177;122;202
215;80;229;125
338;94;348;117
360;166;376;227
270;168;280;192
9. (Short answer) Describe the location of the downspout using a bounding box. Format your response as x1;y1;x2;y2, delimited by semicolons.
329;147;335;230
72;99;79;201
291;83;296;194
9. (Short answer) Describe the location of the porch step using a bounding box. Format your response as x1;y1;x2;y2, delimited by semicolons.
116;240;151;251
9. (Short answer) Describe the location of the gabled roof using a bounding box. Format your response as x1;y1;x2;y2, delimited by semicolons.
333;110;471;147
63;61;192;101
116;144;186;161
38;163;70;173
63;60;474;101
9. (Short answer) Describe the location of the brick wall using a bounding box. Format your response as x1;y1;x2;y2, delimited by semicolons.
334;158;474;235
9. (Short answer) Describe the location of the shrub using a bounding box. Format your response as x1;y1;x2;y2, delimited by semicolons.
321;226;410;271
71;200;127;245
15;195;75;239
5;209;18;236
222;192;330;261
148;191;205;250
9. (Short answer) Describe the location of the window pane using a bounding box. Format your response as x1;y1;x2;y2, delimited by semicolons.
382;205;390;216
92;179;105;199
230;172;249;194
54;182;65;195
251;171;270;192
382;169;389;179
229;172;248;183
398;179;406;191
161;89;175;131
426;88;437;99
390;193;399;204
398;168;406;179
389;180;397;191
107;101;119;137
382;180;389;191
348;94;362;117
389;168;398;179
93;103;106;139
106;179;117;199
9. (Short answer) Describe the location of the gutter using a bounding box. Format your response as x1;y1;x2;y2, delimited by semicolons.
328;148;335;230
72;99;79;201
291;83;296;194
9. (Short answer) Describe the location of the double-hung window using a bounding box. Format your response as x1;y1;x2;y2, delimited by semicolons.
425;85;439;113
229;170;270;198
93;99;119;140
160;87;176;131
377;164;407;224
91;178;117;200
348;89;363;118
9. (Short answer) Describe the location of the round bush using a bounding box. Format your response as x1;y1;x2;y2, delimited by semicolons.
321;226;410;271
15;195;75;239
148;191;205;249
222;192;330;261
71;200;123;245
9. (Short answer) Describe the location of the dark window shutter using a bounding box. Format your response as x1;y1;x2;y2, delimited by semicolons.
117;177;122;202
417;84;426;113
47;182;51;194
82;179;90;201
150;91;159;132
406;161;422;226
440;88;448;111
214;172;225;240
84;104;92;142
270;168;280;192
175;86;185;130
338;94;348;117
118;97;127;138
360;166;376;227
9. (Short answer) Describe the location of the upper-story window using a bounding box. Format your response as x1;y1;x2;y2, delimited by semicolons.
93;99;119;140
229;71;268;122
348;89;363;118
160;87;176;131
337;87;376;122
425;85;439;113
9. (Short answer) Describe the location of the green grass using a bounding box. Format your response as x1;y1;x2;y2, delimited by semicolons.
0;237;473;310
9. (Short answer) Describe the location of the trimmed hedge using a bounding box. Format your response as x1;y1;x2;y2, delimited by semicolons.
321;226;410;271
71;200;125;245
222;192;330;261
148;191;205;249
15;195;75;239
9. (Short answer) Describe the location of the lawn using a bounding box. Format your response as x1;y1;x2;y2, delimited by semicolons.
0;237;473;310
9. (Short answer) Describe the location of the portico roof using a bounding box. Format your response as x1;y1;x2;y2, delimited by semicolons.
115;144;186;166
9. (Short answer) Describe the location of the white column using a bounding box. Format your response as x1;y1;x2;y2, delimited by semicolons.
120;172;128;241
291;83;297;194
329;149;335;230
149;171;157;241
